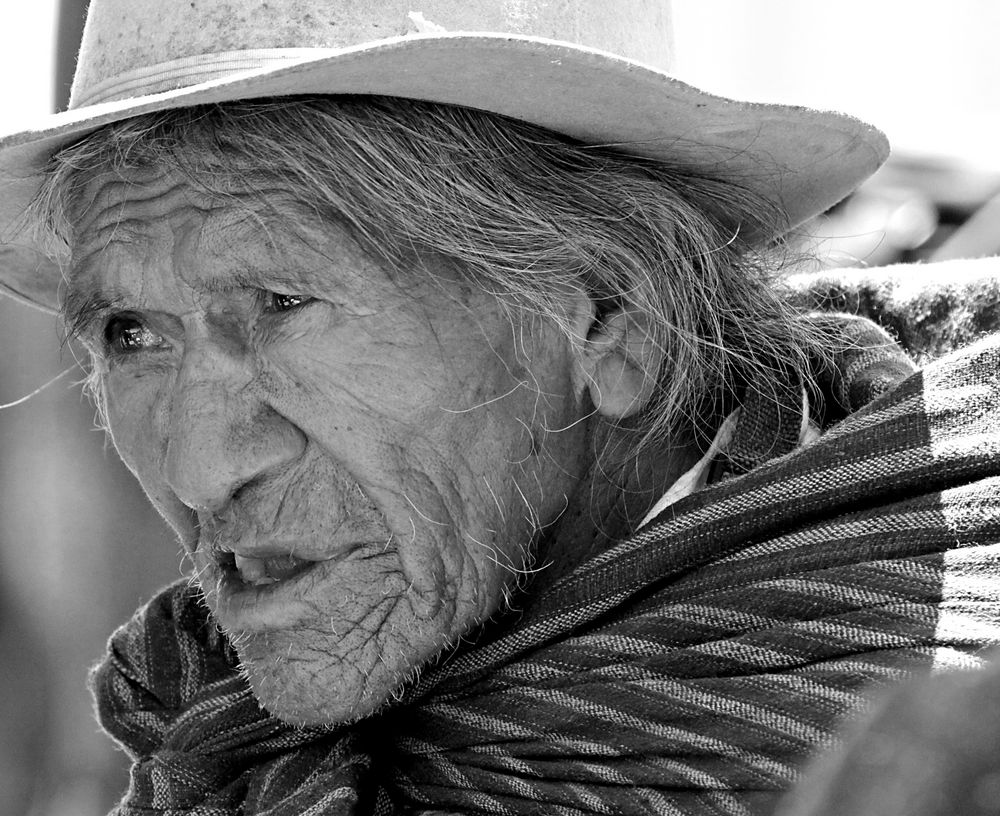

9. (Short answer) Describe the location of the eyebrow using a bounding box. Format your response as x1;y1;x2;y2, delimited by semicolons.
199;267;314;296
61;285;125;345
59;262;327;344
57;209;349;341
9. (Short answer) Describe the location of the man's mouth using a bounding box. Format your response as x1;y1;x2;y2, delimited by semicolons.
216;550;316;586
202;540;390;633
203;546;336;632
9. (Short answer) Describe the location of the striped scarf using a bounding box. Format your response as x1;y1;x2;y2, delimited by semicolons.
92;326;1000;816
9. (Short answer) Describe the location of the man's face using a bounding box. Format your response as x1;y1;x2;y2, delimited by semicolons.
66;166;592;725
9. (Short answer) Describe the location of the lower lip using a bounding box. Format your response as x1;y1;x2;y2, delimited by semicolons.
203;542;384;631
209;557;331;631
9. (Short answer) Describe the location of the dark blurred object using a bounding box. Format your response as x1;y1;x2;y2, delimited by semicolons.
787;257;1000;363
775;657;1000;816
931;191;1000;261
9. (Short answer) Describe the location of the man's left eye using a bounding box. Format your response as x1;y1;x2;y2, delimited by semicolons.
104;314;164;355
267;292;313;312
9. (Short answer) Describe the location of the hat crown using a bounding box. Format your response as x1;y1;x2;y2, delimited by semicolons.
72;0;674;108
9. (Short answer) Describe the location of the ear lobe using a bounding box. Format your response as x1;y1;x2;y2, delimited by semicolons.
578;308;663;418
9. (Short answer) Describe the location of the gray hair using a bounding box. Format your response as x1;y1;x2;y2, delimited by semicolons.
32;95;833;458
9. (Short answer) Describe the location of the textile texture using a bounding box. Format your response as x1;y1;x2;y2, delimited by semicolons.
787;260;1000;363
92;328;1000;816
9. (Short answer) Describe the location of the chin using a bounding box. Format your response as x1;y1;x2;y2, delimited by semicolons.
244;664;395;727
230;620;434;727
190;529;505;725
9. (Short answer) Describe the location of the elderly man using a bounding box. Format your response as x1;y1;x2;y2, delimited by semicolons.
2;1;999;814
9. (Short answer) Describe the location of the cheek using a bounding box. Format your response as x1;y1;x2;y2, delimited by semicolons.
103;373;159;474
260;330;452;420
257;332;524;577
256;307;584;596
102;371;196;542
260;321;530;475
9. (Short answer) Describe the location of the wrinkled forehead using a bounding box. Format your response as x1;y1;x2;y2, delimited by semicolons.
43;123;306;263
64;165;372;314
58;159;473;337
65;158;291;237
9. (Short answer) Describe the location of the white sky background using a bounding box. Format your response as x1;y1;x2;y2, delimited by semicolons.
672;1;1000;167
3;1;1000;166
0;0;58;121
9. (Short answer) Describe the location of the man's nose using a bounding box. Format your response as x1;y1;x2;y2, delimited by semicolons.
163;339;304;513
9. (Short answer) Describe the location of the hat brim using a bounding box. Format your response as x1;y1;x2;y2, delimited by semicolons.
0;32;889;313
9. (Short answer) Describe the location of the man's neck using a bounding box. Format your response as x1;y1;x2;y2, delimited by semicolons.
532;421;704;585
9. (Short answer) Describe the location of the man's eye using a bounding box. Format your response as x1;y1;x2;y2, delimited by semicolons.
267;292;313;312
104;315;162;354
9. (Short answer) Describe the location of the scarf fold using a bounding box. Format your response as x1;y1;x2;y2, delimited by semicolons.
92;325;1000;816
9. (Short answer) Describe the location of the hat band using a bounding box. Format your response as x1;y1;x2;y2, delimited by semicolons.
71;48;340;108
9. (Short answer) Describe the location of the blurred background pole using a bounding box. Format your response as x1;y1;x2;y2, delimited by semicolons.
55;0;89;110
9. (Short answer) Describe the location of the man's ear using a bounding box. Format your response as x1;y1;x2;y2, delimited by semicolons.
574;306;664;418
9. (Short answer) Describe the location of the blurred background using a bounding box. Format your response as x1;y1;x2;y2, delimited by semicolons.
1;2;999;814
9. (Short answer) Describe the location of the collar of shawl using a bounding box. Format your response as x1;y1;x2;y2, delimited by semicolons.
92;319;1000;816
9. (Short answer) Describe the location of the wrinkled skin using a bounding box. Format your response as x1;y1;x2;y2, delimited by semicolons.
66;167;599;725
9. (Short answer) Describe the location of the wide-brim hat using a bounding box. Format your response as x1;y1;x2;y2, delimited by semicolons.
0;0;888;314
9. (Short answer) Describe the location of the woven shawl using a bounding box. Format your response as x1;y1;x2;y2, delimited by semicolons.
92;328;1000;816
